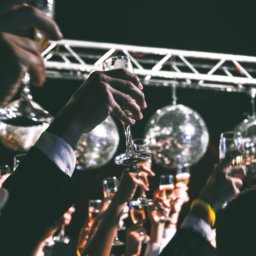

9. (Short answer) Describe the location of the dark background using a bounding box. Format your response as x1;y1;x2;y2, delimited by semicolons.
4;0;256;238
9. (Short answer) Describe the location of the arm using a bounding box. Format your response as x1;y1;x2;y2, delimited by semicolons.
0;4;62;105
84;167;154;256
160;152;245;256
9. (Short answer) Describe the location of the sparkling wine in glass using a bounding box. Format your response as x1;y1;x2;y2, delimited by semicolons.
103;56;151;166
159;174;175;200
129;200;149;244
87;199;102;228
219;131;244;167
133;138;153;206
102;176;119;200
175;171;190;189
129;200;147;225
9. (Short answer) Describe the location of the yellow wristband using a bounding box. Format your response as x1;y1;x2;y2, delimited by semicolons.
190;199;216;227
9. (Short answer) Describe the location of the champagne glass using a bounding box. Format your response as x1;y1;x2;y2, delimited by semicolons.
87;199;102;228
102;177;125;246
13;153;26;171
175;171;190;190
159;175;174;200
129;200;149;243
219;131;244;207
219;131;243;167
53;206;75;245
159;175;174;222
0;0;54;152
133;138;153;206
102;176;119;200
103;56;151;166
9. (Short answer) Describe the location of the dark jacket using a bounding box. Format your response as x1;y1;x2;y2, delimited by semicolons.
0;147;79;255
160;228;216;256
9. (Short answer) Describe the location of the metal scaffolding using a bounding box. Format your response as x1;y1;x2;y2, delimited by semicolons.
43;39;256;94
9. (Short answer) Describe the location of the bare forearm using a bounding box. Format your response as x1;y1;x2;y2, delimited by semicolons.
85;199;126;256
150;222;165;244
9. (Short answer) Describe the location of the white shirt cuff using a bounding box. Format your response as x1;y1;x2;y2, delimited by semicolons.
144;242;161;256
181;215;212;241
160;227;176;252
35;132;76;177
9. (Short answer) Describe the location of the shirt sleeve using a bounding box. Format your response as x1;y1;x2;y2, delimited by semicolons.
180;215;212;241
160;227;176;252
35;131;76;177
144;242;161;256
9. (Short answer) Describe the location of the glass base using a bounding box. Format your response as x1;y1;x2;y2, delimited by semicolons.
112;239;125;246
114;152;151;166
137;197;153;206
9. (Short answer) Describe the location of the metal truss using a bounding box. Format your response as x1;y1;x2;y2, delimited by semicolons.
43;39;256;94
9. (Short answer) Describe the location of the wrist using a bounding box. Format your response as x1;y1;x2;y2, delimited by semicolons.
189;199;216;228
150;222;165;243
47;102;86;149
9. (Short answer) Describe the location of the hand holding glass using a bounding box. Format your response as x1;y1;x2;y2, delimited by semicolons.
103;56;150;166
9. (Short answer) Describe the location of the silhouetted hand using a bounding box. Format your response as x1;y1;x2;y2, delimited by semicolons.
199;151;246;212
0;2;63;105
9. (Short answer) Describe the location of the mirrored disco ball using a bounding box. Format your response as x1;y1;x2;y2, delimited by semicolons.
235;116;256;138
76;116;120;170
145;104;209;169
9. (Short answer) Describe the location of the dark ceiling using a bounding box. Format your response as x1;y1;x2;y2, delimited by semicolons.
56;0;256;55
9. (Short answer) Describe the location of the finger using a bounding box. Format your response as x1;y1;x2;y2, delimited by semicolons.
18;47;45;86
11;34;41;55
0;0;29;15
0;6;63;40
104;74;146;109
111;102;135;126
217;150;241;170
0;61;25;105
112;89;143;120
133;166;155;177
133;175;149;191
105;68;143;90
153;189;161;199
156;199;170;210
228;166;246;179
135;172;149;188
232;177;243;190
226;176;243;194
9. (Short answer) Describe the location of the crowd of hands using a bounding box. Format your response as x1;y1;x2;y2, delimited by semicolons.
31;151;245;256
0;1;251;256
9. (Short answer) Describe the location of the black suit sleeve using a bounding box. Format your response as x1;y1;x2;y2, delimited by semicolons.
160;228;216;256
0;147;79;256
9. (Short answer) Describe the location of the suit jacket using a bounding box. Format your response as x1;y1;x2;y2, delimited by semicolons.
160;228;216;256
0;147;79;255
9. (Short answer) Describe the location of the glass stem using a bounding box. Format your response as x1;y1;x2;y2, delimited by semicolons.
123;124;135;155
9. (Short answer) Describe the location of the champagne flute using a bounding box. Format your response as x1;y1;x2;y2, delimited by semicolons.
102;177;125;246
219;131;244;167
129;200;149;244
102;176;119;200
159;174;175;200
102;56;151;166
175;171;190;190
87;199;102;228
133;138;153;206
77;200;102;253
158;175;174;222
129;200;147;225
13;153;26;171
